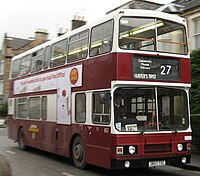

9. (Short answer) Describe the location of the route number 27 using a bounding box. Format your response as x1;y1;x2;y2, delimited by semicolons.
160;65;172;75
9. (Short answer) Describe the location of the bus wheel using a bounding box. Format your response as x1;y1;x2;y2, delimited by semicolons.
18;128;26;150
72;136;86;169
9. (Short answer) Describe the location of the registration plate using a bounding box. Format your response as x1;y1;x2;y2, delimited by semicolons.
149;160;166;167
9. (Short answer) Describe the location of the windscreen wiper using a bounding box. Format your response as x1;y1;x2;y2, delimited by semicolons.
140;125;149;135
164;117;177;133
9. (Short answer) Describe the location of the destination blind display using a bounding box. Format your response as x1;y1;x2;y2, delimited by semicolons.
132;56;180;81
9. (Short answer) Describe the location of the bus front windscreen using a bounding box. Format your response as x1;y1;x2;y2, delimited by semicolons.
114;87;189;132
119;17;188;55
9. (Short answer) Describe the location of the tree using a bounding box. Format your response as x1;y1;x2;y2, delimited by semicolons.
190;50;200;114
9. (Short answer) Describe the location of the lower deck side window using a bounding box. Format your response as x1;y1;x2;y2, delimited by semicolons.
75;93;86;123
92;91;110;124
15;96;47;120
29;97;41;119
18;98;28;118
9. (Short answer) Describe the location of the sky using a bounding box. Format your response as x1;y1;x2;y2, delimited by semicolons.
0;0;174;48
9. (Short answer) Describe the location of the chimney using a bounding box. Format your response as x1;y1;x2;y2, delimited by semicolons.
58;28;68;37
71;15;86;30
35;29;48;42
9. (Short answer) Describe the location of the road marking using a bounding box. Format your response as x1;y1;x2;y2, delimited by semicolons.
6;150;16;155
62;172;74;176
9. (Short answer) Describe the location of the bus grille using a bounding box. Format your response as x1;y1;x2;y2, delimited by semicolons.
144;144;172;154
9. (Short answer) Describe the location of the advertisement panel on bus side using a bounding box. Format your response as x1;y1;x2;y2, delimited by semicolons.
10;65;82;125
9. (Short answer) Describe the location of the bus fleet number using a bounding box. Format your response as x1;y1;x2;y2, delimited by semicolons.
160;65;172;75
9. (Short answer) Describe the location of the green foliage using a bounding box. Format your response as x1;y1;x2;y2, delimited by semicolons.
190;50;200;114
0;103;8;117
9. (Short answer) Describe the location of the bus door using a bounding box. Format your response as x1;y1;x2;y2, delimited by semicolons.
86;91;112;168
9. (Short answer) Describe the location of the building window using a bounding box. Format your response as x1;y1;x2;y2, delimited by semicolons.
0;60;4;75
92;91;110;124
75;93;86;123
193;18;200;50
0;81;3;95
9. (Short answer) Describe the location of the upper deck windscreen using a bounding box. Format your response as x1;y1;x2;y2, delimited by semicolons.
119;17;187;55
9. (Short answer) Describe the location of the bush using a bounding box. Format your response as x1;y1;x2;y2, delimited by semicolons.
0;103;8;117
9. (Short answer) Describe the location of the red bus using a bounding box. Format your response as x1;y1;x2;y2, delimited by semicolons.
8;9;192;169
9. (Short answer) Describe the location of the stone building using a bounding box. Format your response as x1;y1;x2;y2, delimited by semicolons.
0;29;48;103
175;0;200;50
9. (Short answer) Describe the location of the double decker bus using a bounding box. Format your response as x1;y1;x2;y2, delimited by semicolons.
8;9;192;169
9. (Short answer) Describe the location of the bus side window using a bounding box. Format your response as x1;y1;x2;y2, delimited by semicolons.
68;30;89;63
14;99;18;118
31;49;44;73
90;20;113;57
50;39;67;68
11;59;20;78
29;97;40;120
19;55;31;76
43;46;51;70
41;96;47;120
18;98;28;119
75;93;86;123
92;91;110;124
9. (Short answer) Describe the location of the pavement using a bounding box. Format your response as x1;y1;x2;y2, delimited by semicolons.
0;154;12;176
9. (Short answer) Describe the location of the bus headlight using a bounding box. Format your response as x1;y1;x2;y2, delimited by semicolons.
129;146;136;154
177;143;183;151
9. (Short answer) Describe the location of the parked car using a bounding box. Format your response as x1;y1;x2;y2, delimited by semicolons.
0;119;6;128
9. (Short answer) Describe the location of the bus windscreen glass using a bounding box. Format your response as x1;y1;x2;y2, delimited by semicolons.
119;17;187;55
114;87;189;132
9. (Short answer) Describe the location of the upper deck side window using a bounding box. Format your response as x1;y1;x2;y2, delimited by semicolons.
10;20;114;79
31;49;44;73
11;49;44;78
68;30;89;63
19;54;31;76
119;17;188;55
11;59;20;78
50;39;67;68
43;45;51;70
90;20;114;57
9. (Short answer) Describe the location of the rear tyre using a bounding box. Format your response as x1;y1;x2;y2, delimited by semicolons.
72;136;86;169
18;128;27;150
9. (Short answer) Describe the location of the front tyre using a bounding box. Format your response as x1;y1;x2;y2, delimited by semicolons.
72;136;86;169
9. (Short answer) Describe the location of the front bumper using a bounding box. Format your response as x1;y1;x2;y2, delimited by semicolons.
111;155;191;169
